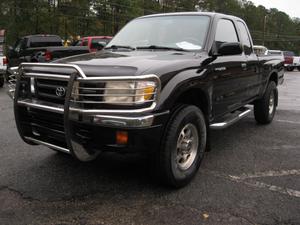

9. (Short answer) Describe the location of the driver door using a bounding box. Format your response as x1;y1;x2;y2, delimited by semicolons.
9;38;27;67
211;19;247;117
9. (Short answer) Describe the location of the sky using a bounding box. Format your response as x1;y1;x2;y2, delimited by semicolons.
249;0;300;18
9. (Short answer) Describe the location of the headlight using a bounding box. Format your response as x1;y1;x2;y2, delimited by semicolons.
104;81;157;104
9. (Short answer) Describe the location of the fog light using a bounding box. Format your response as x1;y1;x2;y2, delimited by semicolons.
116;131;128;145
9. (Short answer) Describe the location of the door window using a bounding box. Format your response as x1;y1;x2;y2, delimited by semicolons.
215;19;238;44
237;21;252;55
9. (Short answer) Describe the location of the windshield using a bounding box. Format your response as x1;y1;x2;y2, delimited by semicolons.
268;51;282;56
107;15;210;51
284;51;295;56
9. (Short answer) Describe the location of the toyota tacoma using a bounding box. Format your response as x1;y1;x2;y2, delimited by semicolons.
10;12;284;187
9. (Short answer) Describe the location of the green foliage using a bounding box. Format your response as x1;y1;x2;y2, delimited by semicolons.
0;0;299;53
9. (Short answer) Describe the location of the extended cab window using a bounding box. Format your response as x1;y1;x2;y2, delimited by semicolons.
237;21;252;55
215;19;238;48
29;36;62;48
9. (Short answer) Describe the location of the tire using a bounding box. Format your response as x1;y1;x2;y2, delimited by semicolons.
297;66;300;71
156;105;207;188
0;75;4;88
286;67;294;71
254;81;278;124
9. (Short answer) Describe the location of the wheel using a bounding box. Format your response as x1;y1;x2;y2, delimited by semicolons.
254;81;278;124
297;66;300;71
0;75;4;88
286;67;294;71
156;105;207;188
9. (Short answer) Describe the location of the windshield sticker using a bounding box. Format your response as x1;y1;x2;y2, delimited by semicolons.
176;41;201;50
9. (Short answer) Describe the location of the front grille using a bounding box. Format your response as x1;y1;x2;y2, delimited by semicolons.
35;79;68;105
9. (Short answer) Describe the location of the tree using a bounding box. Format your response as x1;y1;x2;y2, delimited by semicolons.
0;0;299;54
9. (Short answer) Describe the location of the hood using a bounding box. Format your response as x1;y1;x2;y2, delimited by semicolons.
54;50;207;77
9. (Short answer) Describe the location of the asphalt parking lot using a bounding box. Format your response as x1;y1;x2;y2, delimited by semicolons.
0;72;299;225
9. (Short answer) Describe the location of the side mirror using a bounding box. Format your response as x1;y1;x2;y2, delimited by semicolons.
217;42;243;56
7;46;14;57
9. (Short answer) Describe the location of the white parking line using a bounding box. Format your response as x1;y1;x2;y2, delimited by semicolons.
276;119;300;125
230;177;300;198
207;169;300;198
229;169;300;180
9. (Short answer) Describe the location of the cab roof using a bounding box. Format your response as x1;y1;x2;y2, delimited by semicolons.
139;12;240;20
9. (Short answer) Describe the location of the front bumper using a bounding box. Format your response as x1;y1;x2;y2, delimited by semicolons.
16;101;168;156
14;63;167;161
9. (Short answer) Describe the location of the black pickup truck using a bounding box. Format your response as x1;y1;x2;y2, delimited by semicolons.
11;12;284;187
7;34;89;67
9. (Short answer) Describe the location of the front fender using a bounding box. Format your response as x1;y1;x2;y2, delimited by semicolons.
155;68;211;112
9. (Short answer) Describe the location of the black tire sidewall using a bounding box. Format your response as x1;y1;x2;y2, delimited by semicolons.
161;105;207;187
0;75;4;87
254;81;277;124
265;82;277;122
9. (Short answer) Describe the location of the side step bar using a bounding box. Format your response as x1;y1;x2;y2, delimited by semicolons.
24;136;71;154
210;107;252;130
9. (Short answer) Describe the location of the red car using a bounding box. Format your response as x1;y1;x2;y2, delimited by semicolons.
283;51;296;71
77;36;113;52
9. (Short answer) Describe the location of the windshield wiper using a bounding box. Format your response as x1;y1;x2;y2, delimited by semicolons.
105;45;136;50
136;45;187;52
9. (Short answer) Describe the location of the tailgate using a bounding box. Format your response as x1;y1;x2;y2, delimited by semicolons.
0;56;4;67
293;57;300;65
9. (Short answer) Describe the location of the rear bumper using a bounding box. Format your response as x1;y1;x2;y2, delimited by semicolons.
284;64;300;67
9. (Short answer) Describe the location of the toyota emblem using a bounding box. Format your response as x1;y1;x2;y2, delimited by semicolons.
55;87;66;97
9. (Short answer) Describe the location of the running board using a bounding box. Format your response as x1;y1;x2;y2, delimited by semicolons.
210;107;252;130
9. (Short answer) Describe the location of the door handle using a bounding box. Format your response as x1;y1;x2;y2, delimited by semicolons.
241;63;247;70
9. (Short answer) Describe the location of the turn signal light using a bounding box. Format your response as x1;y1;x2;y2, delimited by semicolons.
3;57;8;65
44;51;52;61
143;86;155;100
116;131;128;145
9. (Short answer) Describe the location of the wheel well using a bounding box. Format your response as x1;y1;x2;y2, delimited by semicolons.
175;89;209;118
269;73;278;86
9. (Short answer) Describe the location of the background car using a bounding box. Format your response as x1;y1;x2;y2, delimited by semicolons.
265;50;284;62
76;36;113;52
7;34;89;68
253;45;268;56
283;51;300;71
0;47;7;87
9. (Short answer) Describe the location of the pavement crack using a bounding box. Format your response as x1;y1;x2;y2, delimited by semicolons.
0;185;41;202
165;199;256;225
